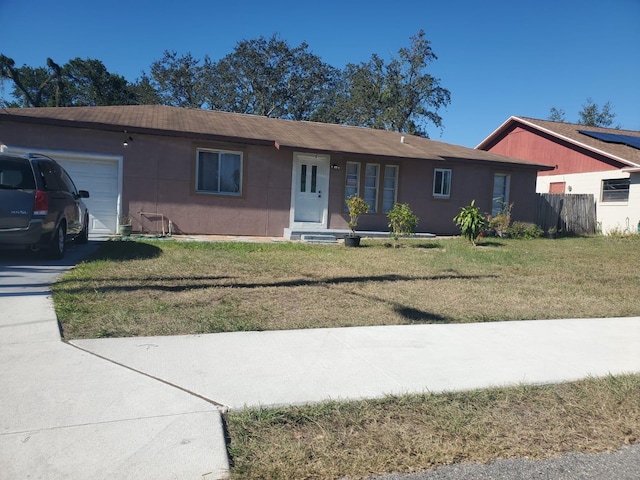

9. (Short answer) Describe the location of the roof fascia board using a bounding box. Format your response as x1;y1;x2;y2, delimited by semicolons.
475;116;518;149
0;112;276;148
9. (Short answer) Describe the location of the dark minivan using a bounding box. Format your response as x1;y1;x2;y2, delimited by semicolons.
0;152;90;259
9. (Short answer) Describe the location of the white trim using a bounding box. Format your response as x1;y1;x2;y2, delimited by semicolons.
289;152;330;230
432;168;452;198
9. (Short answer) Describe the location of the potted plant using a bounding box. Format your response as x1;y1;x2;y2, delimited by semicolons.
547;226;558;239
118;214;133;236
344;195;369;247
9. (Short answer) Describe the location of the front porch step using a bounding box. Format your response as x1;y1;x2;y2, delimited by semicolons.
285;228;437;241
300;234;338;244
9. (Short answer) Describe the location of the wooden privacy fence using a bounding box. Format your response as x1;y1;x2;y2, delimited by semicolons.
534;194;596;235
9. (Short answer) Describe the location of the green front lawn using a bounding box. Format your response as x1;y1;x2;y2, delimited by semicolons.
53;236;640;339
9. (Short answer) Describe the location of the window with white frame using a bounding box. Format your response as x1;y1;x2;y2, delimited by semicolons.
433;168;451;198
364;164;379;213
196;149;242;195
344;162;360;211
492;173;510;216
601;178;630;202
382;165;398;213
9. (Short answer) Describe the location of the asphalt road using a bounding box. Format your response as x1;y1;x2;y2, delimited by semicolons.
370;444;640;479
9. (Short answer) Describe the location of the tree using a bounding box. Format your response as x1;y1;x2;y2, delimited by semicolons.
321;30;451;137
548;107;566;122
0;55;147;107
547;98;620;128
203;34;339;120
149;50;207;108
578;97;618;128
0;55;61;106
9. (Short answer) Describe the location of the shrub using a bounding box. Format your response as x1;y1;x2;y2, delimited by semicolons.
387;203;419;247
487;202;513;237
507;222;543;239
453;200;486;246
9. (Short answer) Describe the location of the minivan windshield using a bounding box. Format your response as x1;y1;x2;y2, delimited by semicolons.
0;158;36;189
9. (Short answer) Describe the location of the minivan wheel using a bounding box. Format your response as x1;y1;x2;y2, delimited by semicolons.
49;223;66;259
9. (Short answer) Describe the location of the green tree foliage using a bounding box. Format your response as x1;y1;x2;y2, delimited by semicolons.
548;107;566;122
578;97;619;128
0;55;154;107
203;34;339;120
548;98;620;128
149;50;207;108
1;30;450;137
319;30;451;137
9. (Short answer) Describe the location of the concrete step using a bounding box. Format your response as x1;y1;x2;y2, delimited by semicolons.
300;234;338;243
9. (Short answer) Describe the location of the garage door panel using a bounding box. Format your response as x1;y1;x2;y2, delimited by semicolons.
56;157;119;235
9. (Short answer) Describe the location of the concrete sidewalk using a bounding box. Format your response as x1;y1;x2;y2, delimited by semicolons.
0;247;230;480
72;317;640;410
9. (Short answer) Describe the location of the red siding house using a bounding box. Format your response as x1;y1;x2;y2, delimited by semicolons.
1;106;547;239
478;117;640;234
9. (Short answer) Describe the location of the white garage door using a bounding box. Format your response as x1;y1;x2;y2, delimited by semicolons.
4;147;121;235
57;157;119;234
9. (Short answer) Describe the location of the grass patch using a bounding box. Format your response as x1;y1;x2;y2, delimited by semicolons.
226;374;640;479
53;236;640;339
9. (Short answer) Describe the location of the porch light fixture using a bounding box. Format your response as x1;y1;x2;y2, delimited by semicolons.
123;131;133;147
331;163;340;170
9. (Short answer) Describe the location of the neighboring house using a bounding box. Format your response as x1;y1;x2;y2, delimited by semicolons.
478;116;640;234
1;105;548;238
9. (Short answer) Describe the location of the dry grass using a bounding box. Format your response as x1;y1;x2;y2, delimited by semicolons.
51;236;640;479
53;236;640;339
226;374;640;479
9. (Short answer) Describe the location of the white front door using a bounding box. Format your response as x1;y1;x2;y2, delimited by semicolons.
291;153;329;227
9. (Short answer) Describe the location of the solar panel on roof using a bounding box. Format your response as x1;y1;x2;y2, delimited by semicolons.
578;130;640;150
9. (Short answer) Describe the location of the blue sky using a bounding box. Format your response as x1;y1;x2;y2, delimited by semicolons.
1;0;638;147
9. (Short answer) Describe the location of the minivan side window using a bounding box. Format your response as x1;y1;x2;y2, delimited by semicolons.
60;169;78;195
37;161;62;191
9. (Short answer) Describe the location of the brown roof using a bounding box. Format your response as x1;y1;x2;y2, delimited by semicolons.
478;116;640;167
0;105;546;168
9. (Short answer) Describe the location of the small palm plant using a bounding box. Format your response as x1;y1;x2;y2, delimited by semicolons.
453;200;486;246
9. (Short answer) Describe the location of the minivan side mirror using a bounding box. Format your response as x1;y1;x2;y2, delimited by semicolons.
78;190;90;198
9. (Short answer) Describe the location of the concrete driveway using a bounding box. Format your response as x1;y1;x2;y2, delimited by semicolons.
0;240;229;480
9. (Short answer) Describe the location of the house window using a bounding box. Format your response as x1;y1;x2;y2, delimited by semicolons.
602;178;630;202
433;168;452;198
364;164;379;213
344;162;360;211
196;149;242;195
492;173;510;216
382;165;398;213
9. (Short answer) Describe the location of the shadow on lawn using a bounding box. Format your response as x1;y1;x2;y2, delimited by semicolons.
88;240;163;261
57;273;498;295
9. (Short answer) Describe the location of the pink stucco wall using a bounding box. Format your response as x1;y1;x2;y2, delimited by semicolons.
1;120;540;237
